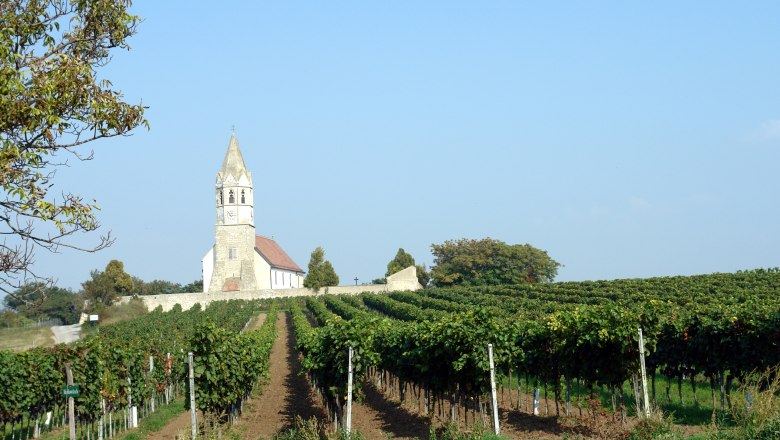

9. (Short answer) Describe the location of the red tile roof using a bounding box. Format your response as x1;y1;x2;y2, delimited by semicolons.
254;235;304;273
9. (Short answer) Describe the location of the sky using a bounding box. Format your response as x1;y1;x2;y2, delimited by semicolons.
27;1;780;291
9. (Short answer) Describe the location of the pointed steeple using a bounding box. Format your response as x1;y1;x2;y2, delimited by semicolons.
219;133;249;179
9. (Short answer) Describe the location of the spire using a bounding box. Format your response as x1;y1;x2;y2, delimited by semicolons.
219;133;249;179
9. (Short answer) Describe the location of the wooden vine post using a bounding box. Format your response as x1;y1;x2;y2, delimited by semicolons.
65;363;76;440
638;327;651;417
488;343;500;435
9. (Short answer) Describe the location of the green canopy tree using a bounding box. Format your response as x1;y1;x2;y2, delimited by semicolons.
132;278;183;295
386;248;415;276
82;259;134;307
304;246;339;289
385;248;431;288
430;238;560;287
4;282;82;324
0;0;147;302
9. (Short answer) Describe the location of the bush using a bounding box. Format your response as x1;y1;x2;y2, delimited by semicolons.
731;369;780;436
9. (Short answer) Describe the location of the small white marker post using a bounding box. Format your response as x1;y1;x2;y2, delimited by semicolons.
488;344;500;435
533;388;540;416
127;377;137;428
189;352;197;439
638;327;651;417
346;346;354;435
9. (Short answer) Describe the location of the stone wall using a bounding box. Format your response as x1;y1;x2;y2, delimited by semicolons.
119;265;422;312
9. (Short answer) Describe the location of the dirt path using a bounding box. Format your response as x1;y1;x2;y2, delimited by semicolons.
350;383;431;439
146;410;200;440
51;324;81;344
235;312;327;439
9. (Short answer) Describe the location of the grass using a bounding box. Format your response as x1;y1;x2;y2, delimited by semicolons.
118;400;186;440
498;372;743;428
0;325;54;351
99;298;148;325
26;401;186;440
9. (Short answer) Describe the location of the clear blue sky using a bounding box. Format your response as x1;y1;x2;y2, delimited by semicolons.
33;1;780;290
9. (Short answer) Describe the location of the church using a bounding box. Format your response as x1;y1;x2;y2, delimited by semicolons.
202;135;305;292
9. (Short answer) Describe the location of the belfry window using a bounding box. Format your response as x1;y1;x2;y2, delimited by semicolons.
218;190;223;205
228;190;234;204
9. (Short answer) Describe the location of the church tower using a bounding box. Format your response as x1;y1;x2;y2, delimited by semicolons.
207;134;259;292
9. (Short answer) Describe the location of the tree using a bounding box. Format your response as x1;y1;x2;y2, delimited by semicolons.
430;238;560;287
385;248;431;288
132;278;183;295
386;248;415;276
321;261;339;287
415;263;431;288
82;259;134;307
4;281;82;324
304;246;339;289
0;1;147;302
182;279;203;293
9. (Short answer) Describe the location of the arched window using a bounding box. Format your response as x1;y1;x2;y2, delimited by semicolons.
240;189;245;204
218;190;223;205
228;190;234;204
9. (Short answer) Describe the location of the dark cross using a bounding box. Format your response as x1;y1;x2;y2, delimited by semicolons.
354;277;359;286
231;125;235;134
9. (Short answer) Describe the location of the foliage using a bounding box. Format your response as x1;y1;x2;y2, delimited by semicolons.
304;247;339;289
430;237;560;287
0;0;148;300
416;263;431;288
723;367;780;440
99;296;147;324
626;411;680;440
182;279;204;293
82;259;134;307
432;423;508;440
271;416;327;440
321;261;339;287
127;278;203;296
0;309;31;327
0;299;271;427
290;269;780;430
132;278;181;296
4;282;82;324
386;248;415;276
384;248;431;287
187;302;277;417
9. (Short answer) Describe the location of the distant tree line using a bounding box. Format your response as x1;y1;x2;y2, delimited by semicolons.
2;237;560;326
1;259;202;326
375;238;559;289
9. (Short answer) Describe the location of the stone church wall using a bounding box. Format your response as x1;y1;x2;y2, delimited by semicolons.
119;266;422;312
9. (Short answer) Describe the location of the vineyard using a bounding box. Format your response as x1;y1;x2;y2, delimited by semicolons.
1;269;779;439
0;299;275;439
290;269;780;436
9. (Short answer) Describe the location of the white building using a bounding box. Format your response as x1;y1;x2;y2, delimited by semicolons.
202;135;304;292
